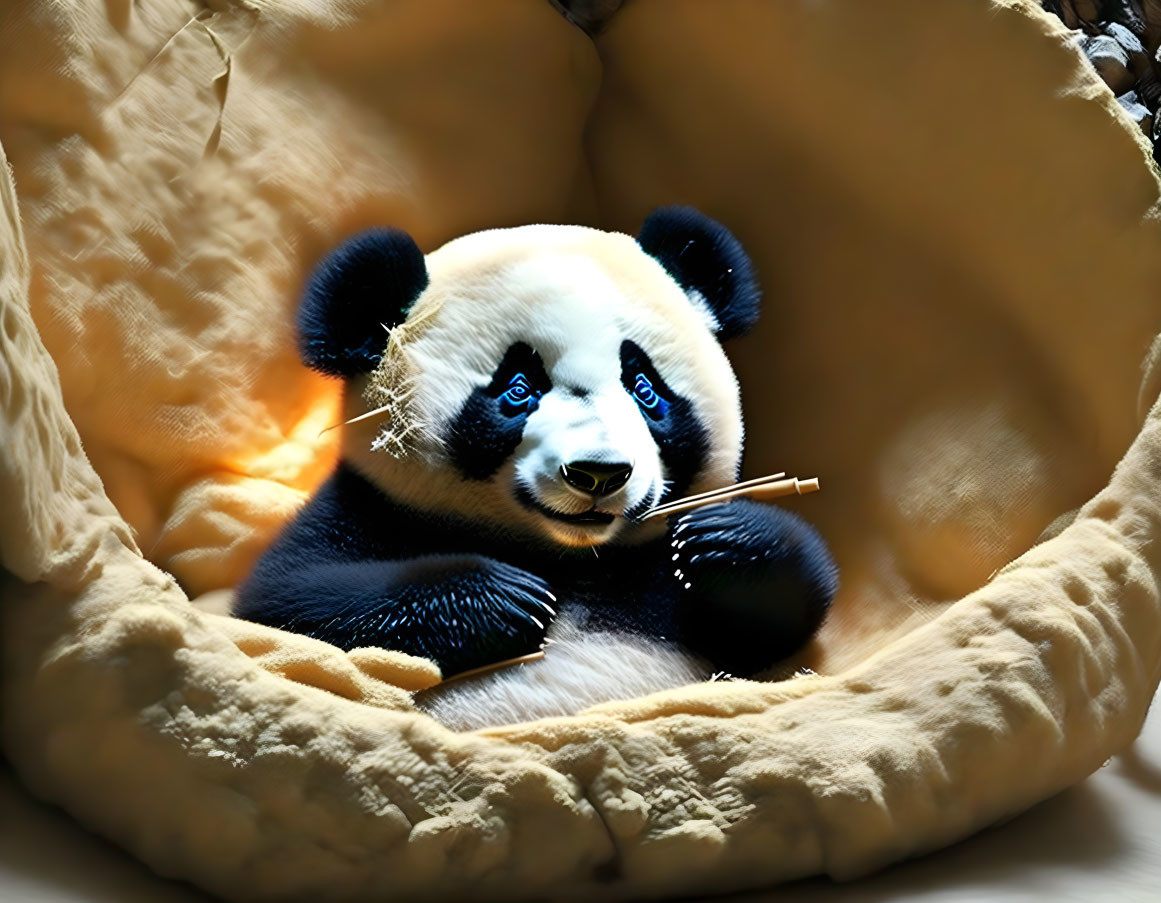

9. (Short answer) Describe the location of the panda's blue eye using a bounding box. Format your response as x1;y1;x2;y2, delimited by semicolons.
500;373;539;415
630;372;669;421
504;375;531;402
633;374;659;409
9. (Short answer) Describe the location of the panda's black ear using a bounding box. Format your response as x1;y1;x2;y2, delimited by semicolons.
637;206;760;340
296;228;429;377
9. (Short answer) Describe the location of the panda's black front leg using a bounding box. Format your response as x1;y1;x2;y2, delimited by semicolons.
236;555;555;677
669;500;837;676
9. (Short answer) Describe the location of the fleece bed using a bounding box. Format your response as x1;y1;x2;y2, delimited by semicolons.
2;0;1161;900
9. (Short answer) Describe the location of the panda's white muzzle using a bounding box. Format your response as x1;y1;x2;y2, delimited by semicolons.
513;386;662;544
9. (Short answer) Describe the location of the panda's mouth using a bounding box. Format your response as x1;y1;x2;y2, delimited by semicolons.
544;507;617;526
515;484;617;528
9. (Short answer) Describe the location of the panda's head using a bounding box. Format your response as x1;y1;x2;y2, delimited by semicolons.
299;207;760;549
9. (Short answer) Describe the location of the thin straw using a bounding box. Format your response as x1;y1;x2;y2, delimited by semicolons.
648;472;785;513
643;474;820;520
318;402;394;437
438;650;546;684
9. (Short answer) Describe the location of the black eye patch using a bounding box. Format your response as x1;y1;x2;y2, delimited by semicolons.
484;342;551;412
447;343;552;481
620;340;708;503
620;342;675;421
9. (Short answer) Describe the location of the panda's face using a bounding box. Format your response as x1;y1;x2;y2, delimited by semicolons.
343;225;745;549
439;321;706;548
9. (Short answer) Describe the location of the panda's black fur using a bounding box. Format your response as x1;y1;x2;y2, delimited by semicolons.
236;207;837;725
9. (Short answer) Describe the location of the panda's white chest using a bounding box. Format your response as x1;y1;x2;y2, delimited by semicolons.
414;609;710;731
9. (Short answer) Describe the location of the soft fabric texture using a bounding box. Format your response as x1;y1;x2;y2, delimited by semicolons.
2;0;1161;900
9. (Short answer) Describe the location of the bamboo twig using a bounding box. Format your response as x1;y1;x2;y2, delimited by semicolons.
642;473;820;520
439;651;546;684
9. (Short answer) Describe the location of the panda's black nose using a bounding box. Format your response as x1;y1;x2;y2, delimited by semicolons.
561;460;633;496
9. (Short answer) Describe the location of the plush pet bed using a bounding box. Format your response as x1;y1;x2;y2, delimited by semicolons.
2;1;1161;900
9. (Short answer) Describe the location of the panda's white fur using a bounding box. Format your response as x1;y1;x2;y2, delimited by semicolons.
417;618;710;731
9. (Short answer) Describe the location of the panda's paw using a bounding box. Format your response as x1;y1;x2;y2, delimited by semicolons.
399;556;557;677
669;500;837;675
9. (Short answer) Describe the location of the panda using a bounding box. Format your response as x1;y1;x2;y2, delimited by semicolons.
234;207;837;730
